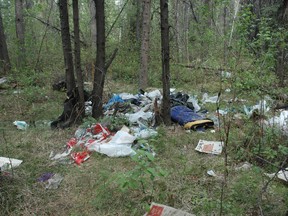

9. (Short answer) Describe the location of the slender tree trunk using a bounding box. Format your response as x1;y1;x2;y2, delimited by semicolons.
276;0;288;86
15;0;25;67
73;0;85;117
136;0;141;42
89;0;97;50
92;0;105;119
0;7;11;74
59;0;76;92
139;0;151;90
173;0;180;64
160;0;171;125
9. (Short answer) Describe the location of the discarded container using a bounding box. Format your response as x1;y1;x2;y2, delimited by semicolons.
195;140;223;155
144;202;195;216
13;121;29;130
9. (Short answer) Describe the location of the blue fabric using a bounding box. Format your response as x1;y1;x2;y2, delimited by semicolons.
170;105;204;125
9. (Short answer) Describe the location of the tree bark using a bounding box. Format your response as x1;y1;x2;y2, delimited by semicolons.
59;0;76;93
73;0;85;117
139;0;151;90
0;7;11;74
276;0;288;86
15;0;25;67
89;0;97;50
160;0;171;125
92;0;105;119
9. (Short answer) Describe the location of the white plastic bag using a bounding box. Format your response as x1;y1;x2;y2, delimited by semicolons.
88;130;136;157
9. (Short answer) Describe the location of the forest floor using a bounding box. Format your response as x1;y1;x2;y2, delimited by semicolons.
0;70;287;216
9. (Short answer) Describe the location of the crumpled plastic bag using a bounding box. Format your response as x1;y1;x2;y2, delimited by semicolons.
45;173;64;189
87;130;136;157
13;121;29;130
202;93;219;104
125;110;153;123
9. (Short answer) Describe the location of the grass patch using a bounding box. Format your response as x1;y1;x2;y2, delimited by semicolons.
0;71;287;216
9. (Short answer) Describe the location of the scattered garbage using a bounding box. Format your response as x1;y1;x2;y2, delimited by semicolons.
87;128;136;157
145;89;162;100
195;140;223;155
0;157;22;171
45;173;64;189
235;161;252;171
71;151;90;165
0;77;7;85
144;202;195;216
265;168;288;183
266;110;288;134
187;95;201;112
125;110;153;124
243;100;269;117
133;128;158;139
170;106;214;130
207;170;217;177
221;71;232;78
13;121;29;130
103;94;124;110
202;93;219;104
85;101;92;115
37;173;54;182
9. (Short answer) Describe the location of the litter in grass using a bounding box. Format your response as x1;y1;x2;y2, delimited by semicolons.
0;157;23;171
195;140;224;155
265;168;288;183
0;77;7;84
37;173;54;182
45;173;64;189
144;202;195;216
235;161;252;171
207;170;217;177
13;120;29;130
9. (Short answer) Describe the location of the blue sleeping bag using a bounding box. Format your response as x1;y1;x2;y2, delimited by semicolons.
170;106;214;130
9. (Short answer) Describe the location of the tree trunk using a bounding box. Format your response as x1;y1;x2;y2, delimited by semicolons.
59;0;76;92
173;0;180;64
276;0;288;86
73;0;85;117
160;0;171;125
139;0;151;90
92;0;105;119
0;7;11;74
278;0;288;24
15;0;25;67
89;0;97;50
